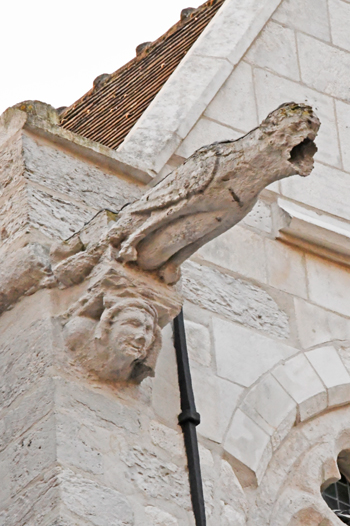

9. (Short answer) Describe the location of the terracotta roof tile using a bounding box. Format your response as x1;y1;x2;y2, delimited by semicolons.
59;0;225;150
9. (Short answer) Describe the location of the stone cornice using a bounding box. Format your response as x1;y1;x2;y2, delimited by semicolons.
275;198;350;267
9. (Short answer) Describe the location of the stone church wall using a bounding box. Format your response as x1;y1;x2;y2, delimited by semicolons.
1;0;350;524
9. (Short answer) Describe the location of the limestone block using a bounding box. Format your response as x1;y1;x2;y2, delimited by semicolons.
329;0;350;52
0;377;54;453
273;0;331;41
144;506;179;526
56;411;105;477
0;414;56;505
0;243;50;315
242;199;272;234
213;317;297;388
294;298;350;349
191;368;243;443
272;354;327;421
241;373;296;434
220;502;246;526
265;239;307;298
0;466;60;525
197;225;267;284
335;100;350;173
176;118;241;159
306;346;350;406
306;254;350;317
218;460;247;513
224;408;272;486
120;446;190;510
28;185;93;239
149;421;184;457
204;61;258;132
297;32;350;102
59;468;134;526
184;320;211;367
182;261;290;339
0;133;24;192
280;162;350;222
245;21;300;80
0;314;54;410
54;378;141;436
22;133;143;212
254;69;341;168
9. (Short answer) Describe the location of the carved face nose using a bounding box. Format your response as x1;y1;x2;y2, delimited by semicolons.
134;334;146;347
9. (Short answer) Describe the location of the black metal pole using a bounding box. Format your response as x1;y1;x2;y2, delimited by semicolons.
173;309;206;526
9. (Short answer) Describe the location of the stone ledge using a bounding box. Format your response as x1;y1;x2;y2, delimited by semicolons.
275;198;350;266
1;103;151;185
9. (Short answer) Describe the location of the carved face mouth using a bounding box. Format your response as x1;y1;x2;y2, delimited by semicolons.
288;135;318;176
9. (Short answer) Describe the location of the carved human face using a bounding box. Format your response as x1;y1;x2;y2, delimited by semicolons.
110;307;155;362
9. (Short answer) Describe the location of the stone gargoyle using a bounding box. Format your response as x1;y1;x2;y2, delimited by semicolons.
109;102;320;284
0;102;320;383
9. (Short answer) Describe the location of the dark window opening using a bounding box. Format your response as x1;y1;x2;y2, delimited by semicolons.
322;451;350;524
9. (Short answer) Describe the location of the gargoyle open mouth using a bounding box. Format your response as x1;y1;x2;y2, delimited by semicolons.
289;136;318;176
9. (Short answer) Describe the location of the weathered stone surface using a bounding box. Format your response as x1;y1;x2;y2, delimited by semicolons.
273;0;331;41
121;446;190;509
111;104;319;284
149;421;184;457
0;377;54;453
144;506;179;526
60;468;134;526
22;133;143;212
0;414;56;505
245;21;300;80
0;466;60;525
213;317;297;387
242;198;272;234
0;311;54;409
0;243;51;315
182;261;290;339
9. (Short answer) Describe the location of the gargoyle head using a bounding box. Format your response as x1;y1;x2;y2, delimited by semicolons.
261;102;320;177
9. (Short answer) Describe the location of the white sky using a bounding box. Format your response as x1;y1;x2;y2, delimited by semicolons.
0;0;203;116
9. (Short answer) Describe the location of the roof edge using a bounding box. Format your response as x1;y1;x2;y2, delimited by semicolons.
117;0;283;176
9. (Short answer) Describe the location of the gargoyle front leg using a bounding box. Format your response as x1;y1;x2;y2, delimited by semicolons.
117;201;186;263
